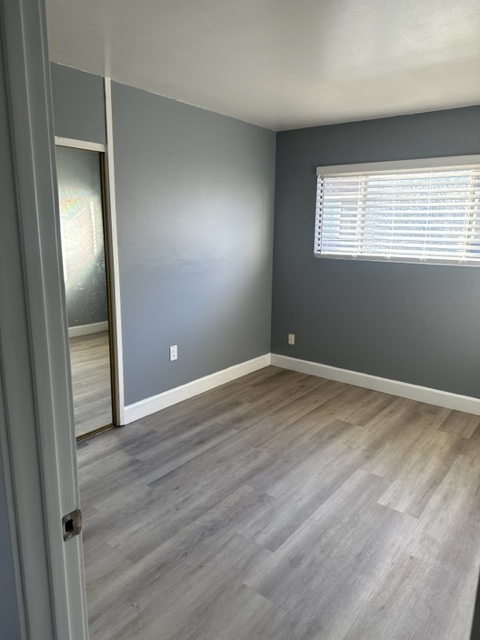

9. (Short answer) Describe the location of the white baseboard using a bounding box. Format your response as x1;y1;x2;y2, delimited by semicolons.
122;351;480;426
124;354;271;424
68;321;108;338
271;354;480;415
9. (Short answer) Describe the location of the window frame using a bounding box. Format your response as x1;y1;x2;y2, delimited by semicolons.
314;155;480;267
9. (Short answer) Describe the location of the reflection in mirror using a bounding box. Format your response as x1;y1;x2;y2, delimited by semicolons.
56;145;114;438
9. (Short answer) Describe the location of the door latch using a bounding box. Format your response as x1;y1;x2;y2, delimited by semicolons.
62;508;82;541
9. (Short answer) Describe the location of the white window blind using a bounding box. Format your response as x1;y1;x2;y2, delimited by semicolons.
315;159;480;265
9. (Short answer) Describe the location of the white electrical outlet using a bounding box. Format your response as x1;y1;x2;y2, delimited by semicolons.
288;333;295;346
169;345;178;361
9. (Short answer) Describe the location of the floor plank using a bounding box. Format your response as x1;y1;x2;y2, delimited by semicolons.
78;366;480;640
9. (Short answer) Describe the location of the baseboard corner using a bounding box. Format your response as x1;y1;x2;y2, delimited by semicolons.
271;353;480;416
123;353;271;424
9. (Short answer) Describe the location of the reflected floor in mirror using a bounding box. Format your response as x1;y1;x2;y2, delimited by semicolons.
69;331;112;437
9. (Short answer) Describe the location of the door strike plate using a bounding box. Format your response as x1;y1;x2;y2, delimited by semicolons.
62;508;82;541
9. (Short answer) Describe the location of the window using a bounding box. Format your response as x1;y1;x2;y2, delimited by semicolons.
314;157;480;265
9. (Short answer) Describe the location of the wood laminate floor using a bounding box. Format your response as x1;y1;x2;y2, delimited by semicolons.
69;331;112;437
78;367;480;640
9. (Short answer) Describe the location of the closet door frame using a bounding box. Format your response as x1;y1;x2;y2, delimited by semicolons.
56;135;124;433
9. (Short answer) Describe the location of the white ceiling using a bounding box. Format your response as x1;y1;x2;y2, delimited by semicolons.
46;0;480;131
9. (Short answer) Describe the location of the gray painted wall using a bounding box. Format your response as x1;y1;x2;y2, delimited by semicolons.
272;107;480;398
50;63;480;402
50;62;106;144
50;64;276;407
112;82;275;405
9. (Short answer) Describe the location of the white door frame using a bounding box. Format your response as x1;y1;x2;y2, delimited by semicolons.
0;0;88;637
54;137;106;153
55;132;125;428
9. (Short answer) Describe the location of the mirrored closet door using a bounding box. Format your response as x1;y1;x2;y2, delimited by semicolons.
56;144;115;438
